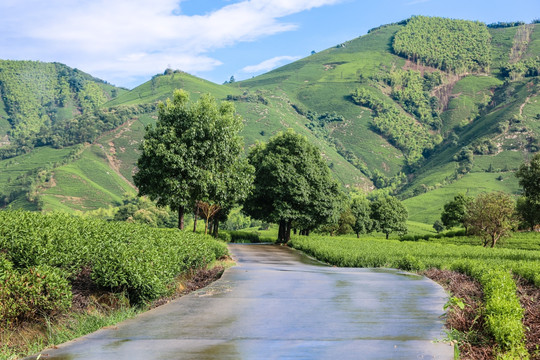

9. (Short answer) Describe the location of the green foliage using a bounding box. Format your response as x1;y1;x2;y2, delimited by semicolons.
226;231;261;243
244;130;344;242
433;220;444;233
441;193;473;229
481;270;527;357
501;56;540;80
516;153;540;202
385;69;441;129
393;16;491;73
0;210;228;303
350;193;373;237
465;192;517;247
44;104;156;148
370;196;408;239
0;263;72;326
134;89;254;230
515;153;540;231
0;60;122;158
112;194;177;228
516;196;540;230
351;87;440;165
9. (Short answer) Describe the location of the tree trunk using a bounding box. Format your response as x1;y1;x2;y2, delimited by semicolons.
293;228;297;235
385;232;389;240
213;217;219;238
193;205;199;233
278;220;285;243
178;206;185;230
284;220;292;243
356;232;360;238
306;229;310;236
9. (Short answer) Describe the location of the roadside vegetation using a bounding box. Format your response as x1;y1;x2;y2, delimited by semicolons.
0;211;228;359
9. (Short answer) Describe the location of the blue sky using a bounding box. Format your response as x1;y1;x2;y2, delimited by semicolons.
1;0;538;89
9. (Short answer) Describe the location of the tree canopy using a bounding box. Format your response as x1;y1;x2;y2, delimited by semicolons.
441;193;473;230
515;153;540;230
134;89;253;230
369;196;408;239
243;130;344;243
464;192;516;248
393;16;491;73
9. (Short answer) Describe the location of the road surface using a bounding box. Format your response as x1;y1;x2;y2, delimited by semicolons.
29;244;453;359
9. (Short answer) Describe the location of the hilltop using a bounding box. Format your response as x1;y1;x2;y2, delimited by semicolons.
0;17;539;225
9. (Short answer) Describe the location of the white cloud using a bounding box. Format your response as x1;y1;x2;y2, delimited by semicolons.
241;55;301;73
0;0;342;87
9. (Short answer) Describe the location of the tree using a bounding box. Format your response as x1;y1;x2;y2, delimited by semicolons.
516;196;540;231
516;153;540;202
433;220;444;233
515;153;540;231
350;193;373;238
370;196;408;239
464;192;517;248
440;193;473;230
243;130;344;243
134;89;253;230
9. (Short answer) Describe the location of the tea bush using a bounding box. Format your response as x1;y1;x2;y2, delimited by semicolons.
0;264;72;326
0;211;228;304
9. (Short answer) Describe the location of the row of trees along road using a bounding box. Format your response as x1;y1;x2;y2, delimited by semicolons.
135;90;409;243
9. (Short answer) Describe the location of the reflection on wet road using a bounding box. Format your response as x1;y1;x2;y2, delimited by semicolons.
28;244;453;359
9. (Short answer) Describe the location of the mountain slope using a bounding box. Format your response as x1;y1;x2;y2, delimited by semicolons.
0;18;538;223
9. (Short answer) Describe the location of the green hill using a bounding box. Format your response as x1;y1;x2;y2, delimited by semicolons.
1;17;539;226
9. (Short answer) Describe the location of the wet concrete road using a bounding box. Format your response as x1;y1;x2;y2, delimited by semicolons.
30;244;453;360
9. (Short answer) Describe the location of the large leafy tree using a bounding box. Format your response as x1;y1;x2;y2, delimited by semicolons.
244;130;344;243
370;196;408;239
350;193;373;238
440;193;473;230
134;89;253;230
464;192;517;248
515;153;540;230
516;153;540;200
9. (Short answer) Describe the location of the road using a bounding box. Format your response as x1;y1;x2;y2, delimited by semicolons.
29;244;453;359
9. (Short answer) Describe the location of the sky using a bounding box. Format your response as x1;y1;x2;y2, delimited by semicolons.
1;0;539;89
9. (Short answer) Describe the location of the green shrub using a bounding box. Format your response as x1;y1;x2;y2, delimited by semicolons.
228;231;260;243
218;231;232;242
0;210;228;303
396;254;425;271
481;270;527;357
0;265;72;326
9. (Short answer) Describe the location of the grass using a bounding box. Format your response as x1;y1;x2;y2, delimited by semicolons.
489;26;518;75
441;75;503;132
105;71;237;106
41;145;135;211
403;171;521;224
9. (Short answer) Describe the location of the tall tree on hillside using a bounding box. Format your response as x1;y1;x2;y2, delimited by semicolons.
464;192;517;248
134;89;253;230
243;130;344;243
370;196;408;239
